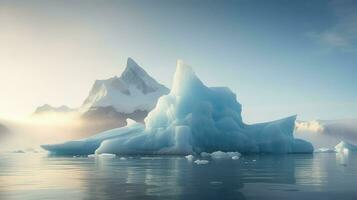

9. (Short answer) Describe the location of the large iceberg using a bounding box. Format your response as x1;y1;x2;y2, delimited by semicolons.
42;61;313;155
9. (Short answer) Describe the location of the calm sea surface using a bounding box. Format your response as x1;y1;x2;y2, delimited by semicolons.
0;152;357;200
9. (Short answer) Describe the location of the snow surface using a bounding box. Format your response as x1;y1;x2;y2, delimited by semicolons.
80;58;169;114
42;61;313;155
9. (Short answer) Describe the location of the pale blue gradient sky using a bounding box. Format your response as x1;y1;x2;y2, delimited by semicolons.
0;0;357;122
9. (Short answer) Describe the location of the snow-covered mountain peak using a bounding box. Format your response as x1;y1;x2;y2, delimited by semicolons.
81;58;169;113
120;58;166;94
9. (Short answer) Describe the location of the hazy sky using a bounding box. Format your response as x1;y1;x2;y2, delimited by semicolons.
1;0;357;122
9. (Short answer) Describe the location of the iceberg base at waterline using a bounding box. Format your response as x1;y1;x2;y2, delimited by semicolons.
42;61;313;155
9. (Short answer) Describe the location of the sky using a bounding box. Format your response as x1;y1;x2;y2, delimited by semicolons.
0;0;357;122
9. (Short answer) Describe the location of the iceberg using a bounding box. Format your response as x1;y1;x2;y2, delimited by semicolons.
41;119;144;155
295;119;357;149
194;160;209;165
42;61;313;155
335;141;357;152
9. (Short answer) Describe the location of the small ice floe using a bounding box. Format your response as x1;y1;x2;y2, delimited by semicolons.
194;160;209;165
119;157;127;160
185;155;194;161
252;159;256;162
210;151;241;159
200;152;210;157
232;156;240;160
314;148;336;153
98;153;116;158
88;154;96;158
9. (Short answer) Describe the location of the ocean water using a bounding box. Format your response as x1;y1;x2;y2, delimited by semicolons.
0;152;357;200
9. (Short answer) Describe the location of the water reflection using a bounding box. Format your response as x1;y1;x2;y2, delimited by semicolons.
1;153;357;200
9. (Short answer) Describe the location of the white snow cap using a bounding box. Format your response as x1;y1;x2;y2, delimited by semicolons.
80;58;169;114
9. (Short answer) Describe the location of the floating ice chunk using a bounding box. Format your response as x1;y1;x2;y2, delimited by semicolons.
335;141;357;152
88;154;96;158
314;148;336;153
194;160;209;165
98;153;116;158
210;151;241;159
232;156;240;160
185;155;194;161
119;157;127;160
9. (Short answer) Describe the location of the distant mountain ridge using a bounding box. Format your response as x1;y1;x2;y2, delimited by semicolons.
34;104;76;115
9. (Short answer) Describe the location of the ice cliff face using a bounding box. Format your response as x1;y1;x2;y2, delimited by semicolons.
42;61;313;155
